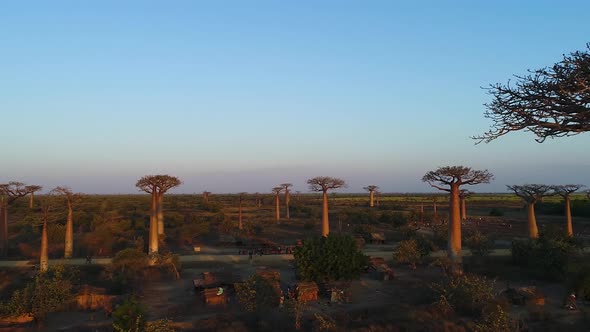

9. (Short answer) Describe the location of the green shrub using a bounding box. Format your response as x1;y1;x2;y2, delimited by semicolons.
511;232;581;281
112;297;146;332
465;231;494;257
569;265;590;301
294;234;369;282
1;266;75;324
235;274;281;313
393;239;421;269
431;273;496;316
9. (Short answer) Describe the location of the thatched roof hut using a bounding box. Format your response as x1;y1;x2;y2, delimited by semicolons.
203;287;228;306
296;282;319;302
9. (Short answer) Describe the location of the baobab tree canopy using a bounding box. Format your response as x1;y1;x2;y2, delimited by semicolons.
507;184;553;203
363;185;378;192
307;176;346;192
136;175;181;193
422;166;494;190
476;44;590;143
0;182;35;203
552;184;585;196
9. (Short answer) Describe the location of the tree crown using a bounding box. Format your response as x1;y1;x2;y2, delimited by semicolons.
475;44;590;143
507;184;553;203
363;185;379;192
136;175;181;194
551;184;585;197
307;176;347;192
422;166;493;192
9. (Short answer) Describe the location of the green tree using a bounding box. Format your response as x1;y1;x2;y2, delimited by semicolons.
294;234;368;282
235;274;281;313
112;297;147;332
1;266;74;326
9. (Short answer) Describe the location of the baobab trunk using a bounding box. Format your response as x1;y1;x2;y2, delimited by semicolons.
40;219;48;272
460;197;466;221
322;191;329;237
275;195;280;224
1;205;7;255
565;195;573;236
285;191;290;220
157;193;164;236
369;191;374;208
29;192;34;209
448;185;462;262
64;204;74;259
527;203;539;239
149;190;159;255
0;204;6;255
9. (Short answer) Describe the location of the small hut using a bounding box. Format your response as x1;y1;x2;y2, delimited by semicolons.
203;287;228;306
256;268;280;282
296;282;319;302
370;232;386;244
194;271;241;290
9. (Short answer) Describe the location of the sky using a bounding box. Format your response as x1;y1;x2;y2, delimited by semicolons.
1;1;589;194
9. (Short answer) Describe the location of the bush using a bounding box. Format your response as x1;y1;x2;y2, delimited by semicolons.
393;239;421;269
465;231;494;258
294;234;369;282
431;273;496;316
112;297;146;332
109;248;149;285
511;231;581;281
569;265;590;301
235;274;282;313
380;212;409;227
1;266;75;324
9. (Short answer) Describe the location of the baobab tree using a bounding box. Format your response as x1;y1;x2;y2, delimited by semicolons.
136;175;181;255
306;176;347;237
475;44;590;143
238;193;246;230
422;166;493;262
363;185;379;208
155;176;182;236
552;184;585;236
38;194;57;272
203;191;211;204
281;183;293;219
25;185;43;209
52;187;84;259
507;184;553;239
272;187;283;224
459;190;471;221
254;192;262;208
0;182;38;255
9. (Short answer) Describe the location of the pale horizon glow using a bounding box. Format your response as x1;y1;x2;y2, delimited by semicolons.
1;1;589;194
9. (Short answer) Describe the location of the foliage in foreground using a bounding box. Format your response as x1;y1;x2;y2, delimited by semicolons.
431;273;513;331
393;239;422;269
112;297;147;332
511;228;581;280
235;274;281;313
294;234;369;282
0;265;75;323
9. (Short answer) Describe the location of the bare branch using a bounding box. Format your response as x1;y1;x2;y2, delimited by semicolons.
475;44;590;143
306;176;347;193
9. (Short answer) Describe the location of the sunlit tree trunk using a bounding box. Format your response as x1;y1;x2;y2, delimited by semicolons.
565;195;573;236
285;190;290;220
433;199;438;221
527;203;539;239
322;191;329;237
275;194;280;224
64;203;74;258
157;193;164;236
40;219;48;272
29;192;34;209
0;202;6;255
460;196;466;221
449;184;462;262
369;191;374;208
149;189;159;254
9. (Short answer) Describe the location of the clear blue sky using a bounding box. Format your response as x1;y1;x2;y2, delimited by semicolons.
1;1;589;194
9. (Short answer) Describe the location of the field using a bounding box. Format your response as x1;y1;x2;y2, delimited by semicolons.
1;192;590;331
